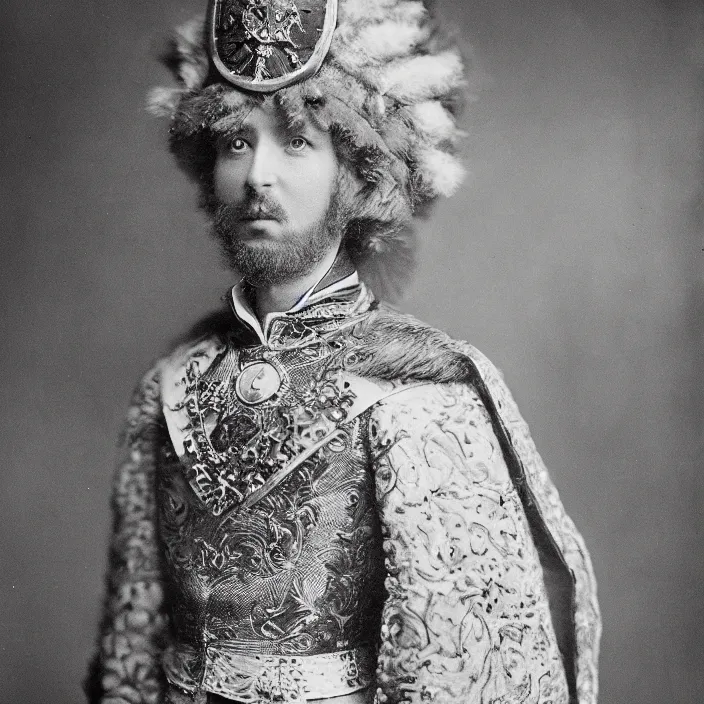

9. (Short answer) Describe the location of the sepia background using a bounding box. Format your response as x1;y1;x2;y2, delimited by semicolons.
1;0;702;702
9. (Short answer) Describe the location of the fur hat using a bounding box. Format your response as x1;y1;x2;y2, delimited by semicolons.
149;1;468;297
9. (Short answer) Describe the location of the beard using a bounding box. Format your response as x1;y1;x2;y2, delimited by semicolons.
209;184;347;286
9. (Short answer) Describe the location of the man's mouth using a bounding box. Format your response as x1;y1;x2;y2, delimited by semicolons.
240;204;279;221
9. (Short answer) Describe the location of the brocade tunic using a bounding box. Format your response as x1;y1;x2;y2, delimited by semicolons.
88;279;600;704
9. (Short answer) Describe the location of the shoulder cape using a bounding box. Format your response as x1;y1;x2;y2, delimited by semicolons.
351;304;601;704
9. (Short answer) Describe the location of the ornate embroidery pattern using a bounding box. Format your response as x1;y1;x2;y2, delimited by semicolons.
455;342;601;704
89;368;168;704
167;321;359;516
210;0;337;91
371;383;570;704
91;289;599;704
344;305;599;703
155;296;386;699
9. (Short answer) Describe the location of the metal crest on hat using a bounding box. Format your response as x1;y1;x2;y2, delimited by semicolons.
208;0;338;92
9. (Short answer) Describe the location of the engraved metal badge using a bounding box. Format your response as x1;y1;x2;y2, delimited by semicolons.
235;361;282;404
208;0;338;92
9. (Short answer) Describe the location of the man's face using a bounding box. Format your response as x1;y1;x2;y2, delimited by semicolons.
211;100;341;285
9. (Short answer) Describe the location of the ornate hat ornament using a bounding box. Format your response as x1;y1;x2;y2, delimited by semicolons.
208;0;338;91
150;0;470;298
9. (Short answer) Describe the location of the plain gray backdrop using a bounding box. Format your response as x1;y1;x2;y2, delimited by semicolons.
1;1;702;702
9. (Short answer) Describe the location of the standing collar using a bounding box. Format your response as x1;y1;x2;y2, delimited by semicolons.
228;269;362;346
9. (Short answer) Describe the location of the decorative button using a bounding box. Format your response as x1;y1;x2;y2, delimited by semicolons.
235;362;282;405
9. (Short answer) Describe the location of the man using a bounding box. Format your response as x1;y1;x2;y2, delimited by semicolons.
87;1;601;703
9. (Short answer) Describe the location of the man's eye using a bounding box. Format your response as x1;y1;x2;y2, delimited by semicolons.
289;137;308;152
227;138;248;153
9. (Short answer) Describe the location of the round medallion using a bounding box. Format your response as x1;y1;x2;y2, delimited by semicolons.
235;362;282;405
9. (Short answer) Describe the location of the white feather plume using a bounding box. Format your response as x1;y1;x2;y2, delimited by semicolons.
338;21;429;73
416;147;466;197
339;0;399;24
371;2;427;30
174;17;208;89
377;50;464;103
146;87;185;117
408;101;456;142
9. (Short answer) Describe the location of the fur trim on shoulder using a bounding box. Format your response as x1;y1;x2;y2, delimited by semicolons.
352;304;478;384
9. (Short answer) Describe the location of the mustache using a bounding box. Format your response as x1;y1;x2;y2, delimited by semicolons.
215;193;287;224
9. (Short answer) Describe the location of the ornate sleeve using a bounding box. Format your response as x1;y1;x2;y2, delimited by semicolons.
86;367;168;704
370;382;573;704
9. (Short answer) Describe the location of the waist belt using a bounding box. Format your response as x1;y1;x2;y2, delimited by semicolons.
164;644;376;703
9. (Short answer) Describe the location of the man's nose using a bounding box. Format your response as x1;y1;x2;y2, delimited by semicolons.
245;142;279;190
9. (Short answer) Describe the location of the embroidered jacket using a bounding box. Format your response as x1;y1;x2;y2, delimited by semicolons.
87;282;600;704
